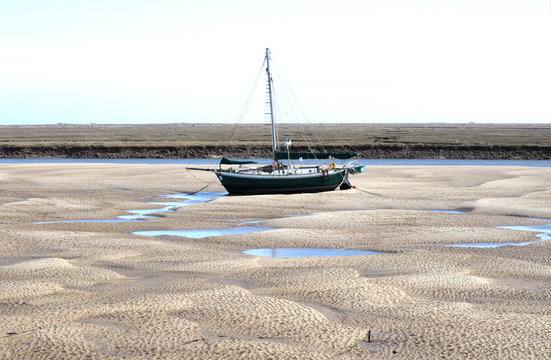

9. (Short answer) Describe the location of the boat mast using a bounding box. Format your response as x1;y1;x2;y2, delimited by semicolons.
265;48;278;162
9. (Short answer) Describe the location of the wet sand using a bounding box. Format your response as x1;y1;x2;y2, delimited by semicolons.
1;163;550;359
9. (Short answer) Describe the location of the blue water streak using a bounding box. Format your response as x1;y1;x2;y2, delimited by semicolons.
243;248;385;258
134;226;275;239
446;223;551;248
33;192;226;224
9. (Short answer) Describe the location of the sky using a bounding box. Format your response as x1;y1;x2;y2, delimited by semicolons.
1;0;550;125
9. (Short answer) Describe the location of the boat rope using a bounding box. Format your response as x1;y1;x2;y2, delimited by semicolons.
185;167;218;194
271;57;368;160
336;170;347;188
353;186;385;197
220;51;363;164
328;130;365;158
272;58;328;154
187;182;213;195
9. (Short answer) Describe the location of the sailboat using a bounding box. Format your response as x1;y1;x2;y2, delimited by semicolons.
195;48;364;195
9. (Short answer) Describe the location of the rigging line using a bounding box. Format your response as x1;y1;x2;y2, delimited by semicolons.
271;58;327;152
277;64;361;156
223;57;267;155
279;109;322;162
270;73;281;148
225;58;266;148
322;123;365;156
258;123;266;158
276;79;316;158
271;64;327;162
269;60;320;159
271;79;280;151
258;107;270;158
273;61;365;160
273;68;321;156
272;58;365;158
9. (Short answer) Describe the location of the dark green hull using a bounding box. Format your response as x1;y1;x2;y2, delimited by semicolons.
214;169;347;195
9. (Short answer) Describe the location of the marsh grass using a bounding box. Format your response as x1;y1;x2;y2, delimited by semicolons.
1;123;550;149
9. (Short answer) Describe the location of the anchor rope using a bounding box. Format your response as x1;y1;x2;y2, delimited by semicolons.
353;186;385;197
185;167;218;194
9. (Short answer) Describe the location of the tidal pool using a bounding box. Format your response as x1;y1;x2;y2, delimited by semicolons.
134;226;275;239
163;192;227;205
121;192;227;221
446;223;551;248
499;224;551;233
34;192;226;224
243;248;385;258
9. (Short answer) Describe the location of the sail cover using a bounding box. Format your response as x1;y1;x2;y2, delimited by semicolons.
220;157;258;165
274;151;357;160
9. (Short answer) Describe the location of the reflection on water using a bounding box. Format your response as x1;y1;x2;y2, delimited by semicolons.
243;248;385;258
134;226;275;239
34;192;227;224
446;224;551;248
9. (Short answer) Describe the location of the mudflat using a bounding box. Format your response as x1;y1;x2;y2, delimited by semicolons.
1;163;550;359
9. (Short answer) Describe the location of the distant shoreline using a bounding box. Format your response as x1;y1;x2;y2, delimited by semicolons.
1;123;550;160
1;144;549;160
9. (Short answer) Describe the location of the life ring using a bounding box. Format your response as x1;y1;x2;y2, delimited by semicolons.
330;162;336;170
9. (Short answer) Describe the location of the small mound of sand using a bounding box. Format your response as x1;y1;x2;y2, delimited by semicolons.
2;257;75;271
0;257;124;287
0;281;65;301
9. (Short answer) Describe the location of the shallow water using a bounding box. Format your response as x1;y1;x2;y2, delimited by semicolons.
524;218;551;222
34;192;226;224
163;192;227;204
500;224;551;233
446;223;551;248
243;248;385;258
134;226;275;239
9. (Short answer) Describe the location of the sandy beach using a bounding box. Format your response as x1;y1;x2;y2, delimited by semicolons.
1;163;550;359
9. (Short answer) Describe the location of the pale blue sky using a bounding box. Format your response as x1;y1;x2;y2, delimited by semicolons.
1;0;550;125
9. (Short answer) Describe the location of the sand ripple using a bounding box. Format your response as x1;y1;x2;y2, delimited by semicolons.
2;164;551;359
0;257;124;287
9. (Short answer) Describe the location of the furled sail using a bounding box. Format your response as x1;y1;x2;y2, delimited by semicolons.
220;157;258;165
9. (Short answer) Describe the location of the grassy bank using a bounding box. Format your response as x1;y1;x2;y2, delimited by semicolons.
1;123;550;159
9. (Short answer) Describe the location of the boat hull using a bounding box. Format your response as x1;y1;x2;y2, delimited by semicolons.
214;169;347;195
